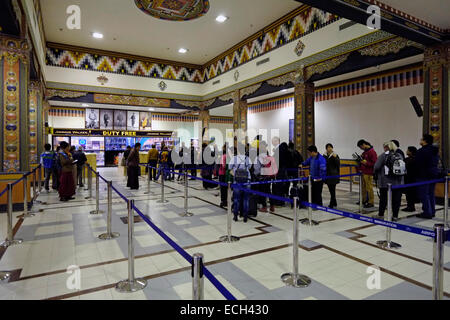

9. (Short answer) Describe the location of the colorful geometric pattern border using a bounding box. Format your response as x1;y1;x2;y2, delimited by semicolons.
49;107;85;118
315;66;424;102
248;96;294;114
202;7;339;82
45;6;340;83
46;46;204;83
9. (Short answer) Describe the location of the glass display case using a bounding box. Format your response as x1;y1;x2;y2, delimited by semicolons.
53;136;70;148
105;137;135;151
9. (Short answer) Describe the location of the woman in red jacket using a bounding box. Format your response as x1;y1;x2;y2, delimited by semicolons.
357;140;378;208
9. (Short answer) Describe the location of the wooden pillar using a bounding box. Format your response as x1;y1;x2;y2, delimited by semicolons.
0;35;30;173
294;68;315;160
199;108;210;145
423;43;450;167
29;81;43;165
232;90;248;146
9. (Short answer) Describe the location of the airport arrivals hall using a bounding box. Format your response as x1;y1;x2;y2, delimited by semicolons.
0;0;449;304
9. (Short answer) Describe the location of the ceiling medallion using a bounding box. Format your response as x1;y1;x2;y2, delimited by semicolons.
234;70;240;82
294;40;306;57
135;0;210;21
159;81;167;91
97;74;109;85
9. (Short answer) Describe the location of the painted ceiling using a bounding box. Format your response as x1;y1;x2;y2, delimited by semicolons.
135;0;210;21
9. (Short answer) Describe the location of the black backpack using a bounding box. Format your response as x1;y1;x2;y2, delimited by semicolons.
384;151;406;177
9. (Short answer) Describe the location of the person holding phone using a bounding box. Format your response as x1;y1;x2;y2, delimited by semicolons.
301;145;327;206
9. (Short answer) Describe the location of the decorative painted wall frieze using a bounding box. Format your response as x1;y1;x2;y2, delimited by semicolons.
203;6;339;82
240;83;262;99
93;93;170;107
305;53;350;79
218;92;234;102
0;37;30;65
358;37;423;57
267;71;296;86
175;99;215;108
46;89;88;99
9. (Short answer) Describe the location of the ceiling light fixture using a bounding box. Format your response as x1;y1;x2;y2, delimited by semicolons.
82;104;89;107
92;32;104;39
149;108;155;111
178;48;188;54
216;15;228;23
281;89;288;92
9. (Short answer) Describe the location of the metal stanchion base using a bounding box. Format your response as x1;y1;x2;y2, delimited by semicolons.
376;240;402;249
98;232;120;240
0;239;23;248
34;200;47;205
144;190;153;195
156;199;169;203
179;212;194;217
0;271;11;281
85;196;92;200
90;209;104;215
300;218;320;226
219;235;240;243
281;273;311;288
17;213;35;219
115;279;147;293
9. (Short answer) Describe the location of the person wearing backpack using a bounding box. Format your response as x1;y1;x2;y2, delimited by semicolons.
256;141;277;213
40;143;55;192
229;144;251;222
374;141;405;221
415;134;440;219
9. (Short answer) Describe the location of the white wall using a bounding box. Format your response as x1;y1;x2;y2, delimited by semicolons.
315;84;424;159
246;84;424;158
49;116;84;129
247;106;294;144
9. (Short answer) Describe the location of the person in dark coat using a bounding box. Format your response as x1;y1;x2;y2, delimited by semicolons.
323;143;340;209
271;137;291;207
402;146;419;212
201;143;216;189
58;142;76;202
72;146;87;187
127;143;141;190
415;134;440;219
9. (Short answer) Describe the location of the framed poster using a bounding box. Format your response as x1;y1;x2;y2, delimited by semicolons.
85;108;100;129
139;112;152;131
127;111;139;131
100;109;114;130
114;110;127;130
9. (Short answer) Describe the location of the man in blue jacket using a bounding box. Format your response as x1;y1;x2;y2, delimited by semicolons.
415;134;439;219
302;145;327;206
40;143;55;192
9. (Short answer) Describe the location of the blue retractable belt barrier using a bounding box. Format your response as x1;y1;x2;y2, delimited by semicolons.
0;186;7;198
111;185;129;203
132;203;237;300
99;175;108;183
232;184;293;204
391;178;446;190
302;201;436;238
243;177;308;186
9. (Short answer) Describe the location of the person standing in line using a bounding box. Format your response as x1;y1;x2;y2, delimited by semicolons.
40;143;55;193
402;146;419;212
58;141;76;202
391;140;405;159
323;143;340;209
155;146;169;181
127;143;141;190
374;141;404;221
415;134;440;219
189;141;198;180
229;144;252;223
69;146;77;190
73;146;87;187
147;144;158;181
167;146;175;180
288;142;304;188
52;146;61;190
218;144;229;208
256;141;278;213
357;140;378;208
271;137;290;208
302;145;327;206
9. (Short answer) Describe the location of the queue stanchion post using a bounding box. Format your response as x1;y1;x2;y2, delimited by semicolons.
157;167;169;203
444;176;448;228
115;199;147;292
301;175;319;226
349;166;353;193
85;165;92;199
0;184;23;248
99;181;120;240
17;174;34;219
359;174;363;214
144;165;152;195
219;182;240;243
281;197;311;287
38;166;42;194
192;253;204;300
180;167;193;217
376;183;401;249
432;224;444;300
32;169;37;201
90;172;104;215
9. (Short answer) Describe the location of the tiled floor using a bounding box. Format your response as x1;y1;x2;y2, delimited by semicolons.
0;167;448;300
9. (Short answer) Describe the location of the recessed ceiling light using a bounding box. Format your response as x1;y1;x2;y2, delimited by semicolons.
216;15;228;23
82;103;89;107
281;89;288;92
92;32;103;39
178;48;188;54
149;108;155;111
